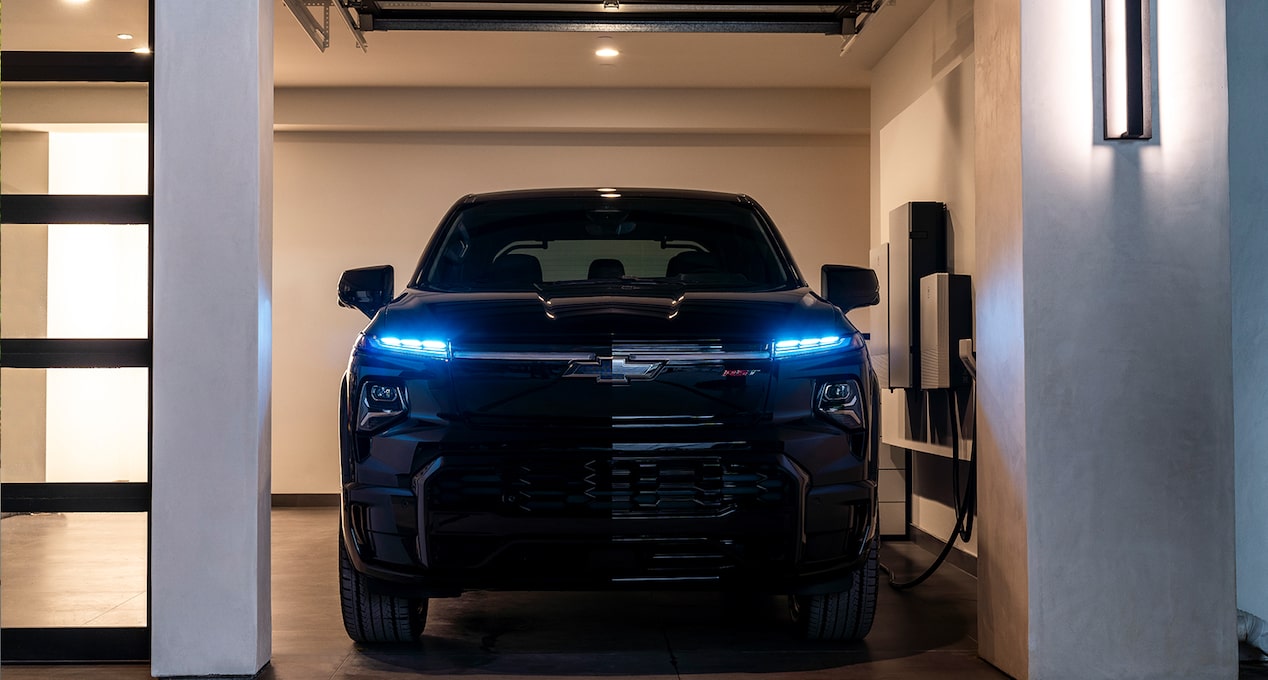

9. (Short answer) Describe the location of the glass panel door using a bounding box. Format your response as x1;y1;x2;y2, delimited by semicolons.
1;1;154;662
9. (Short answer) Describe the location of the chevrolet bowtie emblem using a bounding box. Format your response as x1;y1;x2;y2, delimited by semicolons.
563;355;664;385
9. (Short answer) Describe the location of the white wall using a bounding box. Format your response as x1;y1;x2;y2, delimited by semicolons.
870;0;977;551
2;83;873;495
275;87;869;135
1227;0;1268;631
273;119;870;493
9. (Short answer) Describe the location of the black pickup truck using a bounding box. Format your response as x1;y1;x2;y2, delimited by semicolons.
336;188;881;643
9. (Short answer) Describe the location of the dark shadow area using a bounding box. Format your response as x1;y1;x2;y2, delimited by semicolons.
1243;642;1268;679
329;542;997;678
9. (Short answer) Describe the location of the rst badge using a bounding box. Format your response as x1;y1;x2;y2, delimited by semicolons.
563;356;665;385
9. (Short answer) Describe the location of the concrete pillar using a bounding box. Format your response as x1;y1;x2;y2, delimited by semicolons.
972;1;1028;676
1229;1;1268;630
151;2;274;676
975;1;1237;677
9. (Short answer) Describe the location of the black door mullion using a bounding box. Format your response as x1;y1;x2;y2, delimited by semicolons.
1;628;149;664
1;483;151;514
0;339;151;369
1;195;152;225
0;51;152;83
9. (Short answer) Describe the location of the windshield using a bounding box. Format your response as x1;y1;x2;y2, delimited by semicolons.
413;195;798;292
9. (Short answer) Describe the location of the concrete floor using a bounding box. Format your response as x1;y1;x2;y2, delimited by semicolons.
6;508;1004;679
1;513;147;629
8;508;1265;678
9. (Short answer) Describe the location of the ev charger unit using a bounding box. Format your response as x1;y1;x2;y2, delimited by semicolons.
919;273;972;389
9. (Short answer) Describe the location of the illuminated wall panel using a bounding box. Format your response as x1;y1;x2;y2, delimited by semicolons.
45;131;149;483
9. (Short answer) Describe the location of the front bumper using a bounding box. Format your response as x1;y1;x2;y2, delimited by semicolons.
342;444;877;596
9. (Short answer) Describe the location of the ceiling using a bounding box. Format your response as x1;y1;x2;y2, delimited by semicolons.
1;0;929;89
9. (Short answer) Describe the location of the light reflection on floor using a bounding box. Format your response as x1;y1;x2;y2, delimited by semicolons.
1;512;147;628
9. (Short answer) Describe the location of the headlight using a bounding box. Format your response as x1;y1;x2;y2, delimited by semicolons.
358;380;408;431
816;379;864;430
772;333;863;358
365;334;449;360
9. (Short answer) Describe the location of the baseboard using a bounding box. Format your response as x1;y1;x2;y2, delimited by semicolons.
271;493;339;507
908;524;977;577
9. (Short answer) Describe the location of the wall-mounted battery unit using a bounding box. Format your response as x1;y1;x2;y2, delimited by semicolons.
888;202;948;389
869;243;890;389
920;273;972;389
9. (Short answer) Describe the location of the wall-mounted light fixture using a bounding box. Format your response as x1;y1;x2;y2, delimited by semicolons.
1102;0;1152;140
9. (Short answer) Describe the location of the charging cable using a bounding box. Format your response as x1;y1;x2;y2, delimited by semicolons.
880;340;977;590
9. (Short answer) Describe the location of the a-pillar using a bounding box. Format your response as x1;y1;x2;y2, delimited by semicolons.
151;2;274;676
974;1;1237;678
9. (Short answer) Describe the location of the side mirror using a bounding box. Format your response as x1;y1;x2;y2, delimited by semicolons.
821;264;879;312
338;265;394;319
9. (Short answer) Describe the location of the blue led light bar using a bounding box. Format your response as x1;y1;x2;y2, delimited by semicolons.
368;335;450;359
772;333;861;358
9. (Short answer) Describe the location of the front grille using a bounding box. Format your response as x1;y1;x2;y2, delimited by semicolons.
426;456;788;518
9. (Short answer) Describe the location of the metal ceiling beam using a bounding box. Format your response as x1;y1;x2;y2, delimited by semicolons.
373;1;847;11
336;1;371;50
286;0;369;51
284;0;331;51
366;16;847;33
347;0;880;35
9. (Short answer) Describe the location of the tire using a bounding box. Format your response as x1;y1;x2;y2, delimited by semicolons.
339;533;428;643
790;538;878;641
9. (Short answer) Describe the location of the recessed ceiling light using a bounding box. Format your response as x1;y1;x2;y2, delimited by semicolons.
117;33;134;40
597;188;616;192
132;46;152;54
64;0;90;5
595;36;619;58
601;193;621;198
